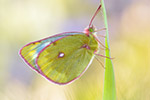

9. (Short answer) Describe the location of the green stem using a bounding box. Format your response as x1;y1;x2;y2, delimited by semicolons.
101;0;117;100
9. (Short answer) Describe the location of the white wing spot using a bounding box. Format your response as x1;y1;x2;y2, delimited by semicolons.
58;52;65;58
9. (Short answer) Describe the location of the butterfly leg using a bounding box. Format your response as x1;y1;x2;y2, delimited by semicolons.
92;34;109;50
94;28;106;34
95;56;105;69
94;53;114;59
97;34;106;38
98;44;106;50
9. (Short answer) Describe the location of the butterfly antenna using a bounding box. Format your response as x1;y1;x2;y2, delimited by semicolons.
89;4;102;28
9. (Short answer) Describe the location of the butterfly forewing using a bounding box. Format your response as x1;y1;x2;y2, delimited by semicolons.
20;41;48;73
20;32;82;73
36;34;98;84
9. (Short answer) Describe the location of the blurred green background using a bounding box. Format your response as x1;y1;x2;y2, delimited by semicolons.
0;0;150;100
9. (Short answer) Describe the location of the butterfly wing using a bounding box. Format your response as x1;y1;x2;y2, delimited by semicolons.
36;34;98;84
19;32;82;73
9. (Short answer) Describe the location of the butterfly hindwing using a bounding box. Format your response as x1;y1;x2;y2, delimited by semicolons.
36;34;98;84
19;32;82;73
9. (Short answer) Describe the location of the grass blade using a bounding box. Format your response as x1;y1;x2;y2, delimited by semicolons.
101;0;117;100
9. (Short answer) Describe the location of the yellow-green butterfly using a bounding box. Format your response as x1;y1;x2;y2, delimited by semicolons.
19;5;105;85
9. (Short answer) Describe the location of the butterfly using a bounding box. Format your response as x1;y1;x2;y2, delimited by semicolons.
19;5;106;85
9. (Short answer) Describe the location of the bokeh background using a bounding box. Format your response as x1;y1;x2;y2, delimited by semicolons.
0;0;150;100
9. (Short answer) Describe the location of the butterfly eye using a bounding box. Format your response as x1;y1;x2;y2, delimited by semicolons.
58;52;65;58
88;28;94;32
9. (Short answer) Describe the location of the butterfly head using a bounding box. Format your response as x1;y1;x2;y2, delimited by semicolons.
84;25;97;36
